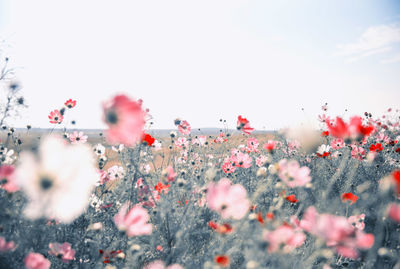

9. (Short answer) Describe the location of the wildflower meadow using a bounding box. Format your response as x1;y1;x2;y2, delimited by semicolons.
0;57;400;269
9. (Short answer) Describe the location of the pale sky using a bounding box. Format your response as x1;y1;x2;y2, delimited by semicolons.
0;0;399;130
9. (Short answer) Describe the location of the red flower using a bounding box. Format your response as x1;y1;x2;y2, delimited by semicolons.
64;99;76;109
285;194;298;203
369;143;383;152
154;182;170;194
208;221;233;234
321;131;329;137
177;200;189;206
327;116;374;141
215;255;230;267
237;115;254;135
257;212;264;225
48;109;63;124
266;212;275;220
395;148;400;153
341;192;358;205
392;170;400;195
142;133;155;146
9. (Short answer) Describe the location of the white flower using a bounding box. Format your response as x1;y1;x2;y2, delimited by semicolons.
112;144;124;153
153;140;162;151
0;147;16;165
93;143;106;156
16;136;99;223
317;144;331;155
107;165;125;180
89;194;103;212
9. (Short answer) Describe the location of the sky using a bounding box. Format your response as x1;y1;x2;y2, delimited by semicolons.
0;0;399;131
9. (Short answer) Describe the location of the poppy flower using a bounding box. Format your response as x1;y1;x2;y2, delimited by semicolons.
142;133;155;146
237;115;254;134
215;255;230;267
64;99;76;109
327;116;374;141
154;182;170;194
392;170;400;195
321;131;329;137
48;109;63;124
341;192;358;205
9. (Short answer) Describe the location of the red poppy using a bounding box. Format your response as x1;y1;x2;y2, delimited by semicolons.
142;133;155;146
327;116;374;140
285;194;298;203
321;131;329;137
215;255;230;267
369;143;383;152
64;99;76;109
341;192;358;205
395;148;400;153
316;152;331;158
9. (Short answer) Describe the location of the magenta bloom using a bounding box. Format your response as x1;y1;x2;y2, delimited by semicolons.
114;203;153;236
103;95;146;146
48;242;75;262
25;253;51;269
278;159;311;187
0;237;16;252
206;178;250;220
263;223;306;253
300;207;374;259
0;165;19;193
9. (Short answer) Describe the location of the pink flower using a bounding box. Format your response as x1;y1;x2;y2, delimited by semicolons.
351;145;366;161
300;207;374;259
388;203;400;223
256;155;270;167
263;140;278;152
163;166;177;182
25;253;51;269
0;237;16;252
144;260;184;269
222;161;236;174
318;114;330;123
114;203;153;236
330;138;345;150
48;242;75;262
237;116;254;134
175;137;189;149
0;165;19;193
278;159;311;187
214;132;227;143
103;95;146;146
48;109;63;124
231;152;252;168
69;131;88;144
64;99;76;109
206;178;250;220
263;223;306;253
192;135;207;146
347;214;365;230
246;137;259;152
177;120;191;135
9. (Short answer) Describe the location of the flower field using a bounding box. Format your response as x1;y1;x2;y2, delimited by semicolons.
1;91;400;269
